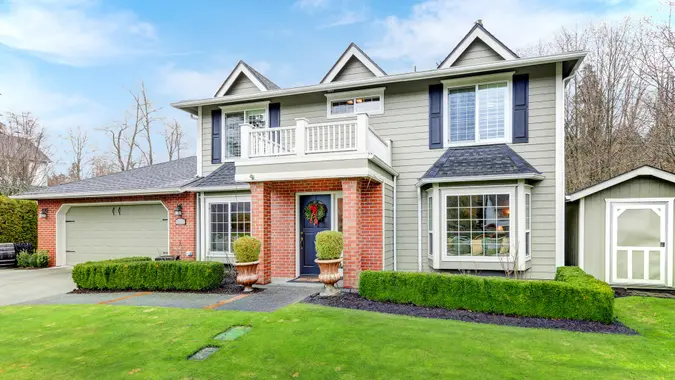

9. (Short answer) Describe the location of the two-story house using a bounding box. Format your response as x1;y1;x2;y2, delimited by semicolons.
14;21;585;288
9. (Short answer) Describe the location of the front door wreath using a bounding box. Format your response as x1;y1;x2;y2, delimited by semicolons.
304;200;327;226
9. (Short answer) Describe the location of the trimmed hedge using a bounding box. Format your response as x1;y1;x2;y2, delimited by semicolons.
0;195;37;248
359;266;614;323
72;259;224;291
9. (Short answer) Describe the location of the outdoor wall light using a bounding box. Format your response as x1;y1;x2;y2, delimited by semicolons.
39;208;48;219
174;204;183;216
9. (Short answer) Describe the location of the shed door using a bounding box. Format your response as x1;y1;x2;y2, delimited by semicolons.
65;204;169;265
610;202;668;286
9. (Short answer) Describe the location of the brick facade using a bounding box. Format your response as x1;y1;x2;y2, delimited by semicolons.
250;177;383;288
37;193;196;266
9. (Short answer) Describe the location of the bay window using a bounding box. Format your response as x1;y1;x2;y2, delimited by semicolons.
443;73;512;146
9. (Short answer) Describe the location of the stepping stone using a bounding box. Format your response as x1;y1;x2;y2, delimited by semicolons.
188;346;220;361
214;326;251;341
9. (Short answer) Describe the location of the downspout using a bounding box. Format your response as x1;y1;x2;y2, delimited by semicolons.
417;185;422;272
195;192;201;261
393;174;398;271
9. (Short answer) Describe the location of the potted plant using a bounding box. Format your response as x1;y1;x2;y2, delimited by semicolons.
232;236;261;292
315;230;343;296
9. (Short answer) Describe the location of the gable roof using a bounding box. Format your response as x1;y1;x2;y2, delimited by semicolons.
438;20;518;69
417;144;543;186
183;162;248;191
11;157;198;200
568;166;675;202
214;61;280;97
321;43;386;84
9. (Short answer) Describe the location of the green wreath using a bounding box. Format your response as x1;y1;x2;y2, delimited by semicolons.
304;200;327;226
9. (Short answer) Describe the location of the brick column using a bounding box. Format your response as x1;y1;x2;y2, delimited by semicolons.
250;182;272;284
37;199;60;266
342;179;362;288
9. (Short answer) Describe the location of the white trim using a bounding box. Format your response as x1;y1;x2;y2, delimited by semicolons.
11;188;184;200
295;191;343;277
325;87;385;119
183;184;251;192
203;195;252;260
172;52;587;112
321;44;386;84
569;166;675;202
197;106;203;177
416;172;544;187
218;101;271;113
220;102;270;162
442;72;514;147
578;197;585;270
439;185;517;262
439;27;518;68
605;198;674;287
215;62;269;97
555;62;565;268
235;166;394;187
55;201;169;267
417;186;422;271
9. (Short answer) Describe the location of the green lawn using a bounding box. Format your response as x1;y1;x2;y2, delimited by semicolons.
0;297;673;379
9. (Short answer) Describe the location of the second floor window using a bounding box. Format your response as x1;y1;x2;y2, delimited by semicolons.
446;80;509;145
223;108;266;159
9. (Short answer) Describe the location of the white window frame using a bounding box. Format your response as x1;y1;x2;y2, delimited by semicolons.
427;192;434;258
325;87;385;119
525;188;531;258
205;196;252;258
440;185;516;262
442;72;514;147
220;101;270;162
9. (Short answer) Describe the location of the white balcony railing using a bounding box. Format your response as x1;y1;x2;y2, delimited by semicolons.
240;114;392;166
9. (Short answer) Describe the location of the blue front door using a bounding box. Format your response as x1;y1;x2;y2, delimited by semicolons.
299;194;332;275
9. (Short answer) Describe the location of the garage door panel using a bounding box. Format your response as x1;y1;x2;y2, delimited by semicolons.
65;204;169;265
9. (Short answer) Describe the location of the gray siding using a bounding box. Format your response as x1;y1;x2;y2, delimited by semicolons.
581;176;675;284
199;64;560;279
225;74;261;96
384;184;394;270
333;56;376;82
452;39;504;67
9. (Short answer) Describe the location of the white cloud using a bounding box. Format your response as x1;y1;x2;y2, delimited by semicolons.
367;0;659;69
294;0;368;28
293;0;329;11
0;0;156;66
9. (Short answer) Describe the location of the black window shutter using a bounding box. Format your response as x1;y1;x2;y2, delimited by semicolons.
269;103;280;128
211;109;222;164
512;74;529;143
428;84;443;149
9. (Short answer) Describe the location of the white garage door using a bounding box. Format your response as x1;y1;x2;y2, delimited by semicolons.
65;204;169;265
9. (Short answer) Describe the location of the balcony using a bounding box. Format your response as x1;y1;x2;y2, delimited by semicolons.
235;114;395;183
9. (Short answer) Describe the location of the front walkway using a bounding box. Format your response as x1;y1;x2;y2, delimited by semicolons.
21;283;320;312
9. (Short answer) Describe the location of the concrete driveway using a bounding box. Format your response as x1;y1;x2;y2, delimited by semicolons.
0;267;76;306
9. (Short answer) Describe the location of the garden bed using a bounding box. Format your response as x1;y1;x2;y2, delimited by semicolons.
303;292;637;335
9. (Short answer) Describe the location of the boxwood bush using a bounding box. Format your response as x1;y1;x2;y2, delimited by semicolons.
315;231;343;260
359;266;614;323
72;259;224;291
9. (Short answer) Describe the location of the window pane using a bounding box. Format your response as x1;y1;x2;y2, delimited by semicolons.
331;100;354;115
210;203;229;252
525;193;531;229
355;96;381;113
230;202;251;251
448;87;476;143
224;112;244;158
446;193;510;257
477;82;507;141
245;109;266;129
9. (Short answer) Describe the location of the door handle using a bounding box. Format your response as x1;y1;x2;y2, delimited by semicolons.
300;232;304;249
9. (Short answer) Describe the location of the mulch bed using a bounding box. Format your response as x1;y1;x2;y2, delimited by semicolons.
69;272;264;295
303;293;638;335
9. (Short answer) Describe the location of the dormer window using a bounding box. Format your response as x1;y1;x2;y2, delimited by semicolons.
326;88;385;119
442;72;513;146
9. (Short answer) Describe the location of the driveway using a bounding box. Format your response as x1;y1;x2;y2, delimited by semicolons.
0;267;76;306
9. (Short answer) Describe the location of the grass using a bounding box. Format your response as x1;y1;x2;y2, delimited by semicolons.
0;297;673;379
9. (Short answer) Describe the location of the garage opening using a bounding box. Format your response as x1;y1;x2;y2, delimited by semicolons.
64;203;169;265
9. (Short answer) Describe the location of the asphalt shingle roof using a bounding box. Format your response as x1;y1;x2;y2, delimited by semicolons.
241;61;280;90
422;144;541;180
188;162;236;188
17;156;197;197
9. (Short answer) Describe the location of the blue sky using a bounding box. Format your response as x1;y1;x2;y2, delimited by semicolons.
0;0;659;174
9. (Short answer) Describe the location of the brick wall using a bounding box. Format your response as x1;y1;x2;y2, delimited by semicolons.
37;193;196;266
250;178;383;288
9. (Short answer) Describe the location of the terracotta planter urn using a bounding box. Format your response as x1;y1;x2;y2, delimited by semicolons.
234;261;259;292
315;258;342;296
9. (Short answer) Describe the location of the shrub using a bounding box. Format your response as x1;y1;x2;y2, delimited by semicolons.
34;250;49;268
232;236;260;263
17;250;31;268
72;260;224;291
359;267;614;324
0;196;37;248
315;231;343;260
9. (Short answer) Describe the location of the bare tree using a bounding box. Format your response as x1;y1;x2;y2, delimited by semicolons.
66;126;91;181
163;119;186;161
89;155;118;177
0;112;50;195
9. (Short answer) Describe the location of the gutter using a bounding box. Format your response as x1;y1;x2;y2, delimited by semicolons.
182;184;251;192
415;172;545;187
10;187;185;200
171;51;587;113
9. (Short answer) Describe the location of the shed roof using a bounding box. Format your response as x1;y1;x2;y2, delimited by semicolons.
568;166;675;202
